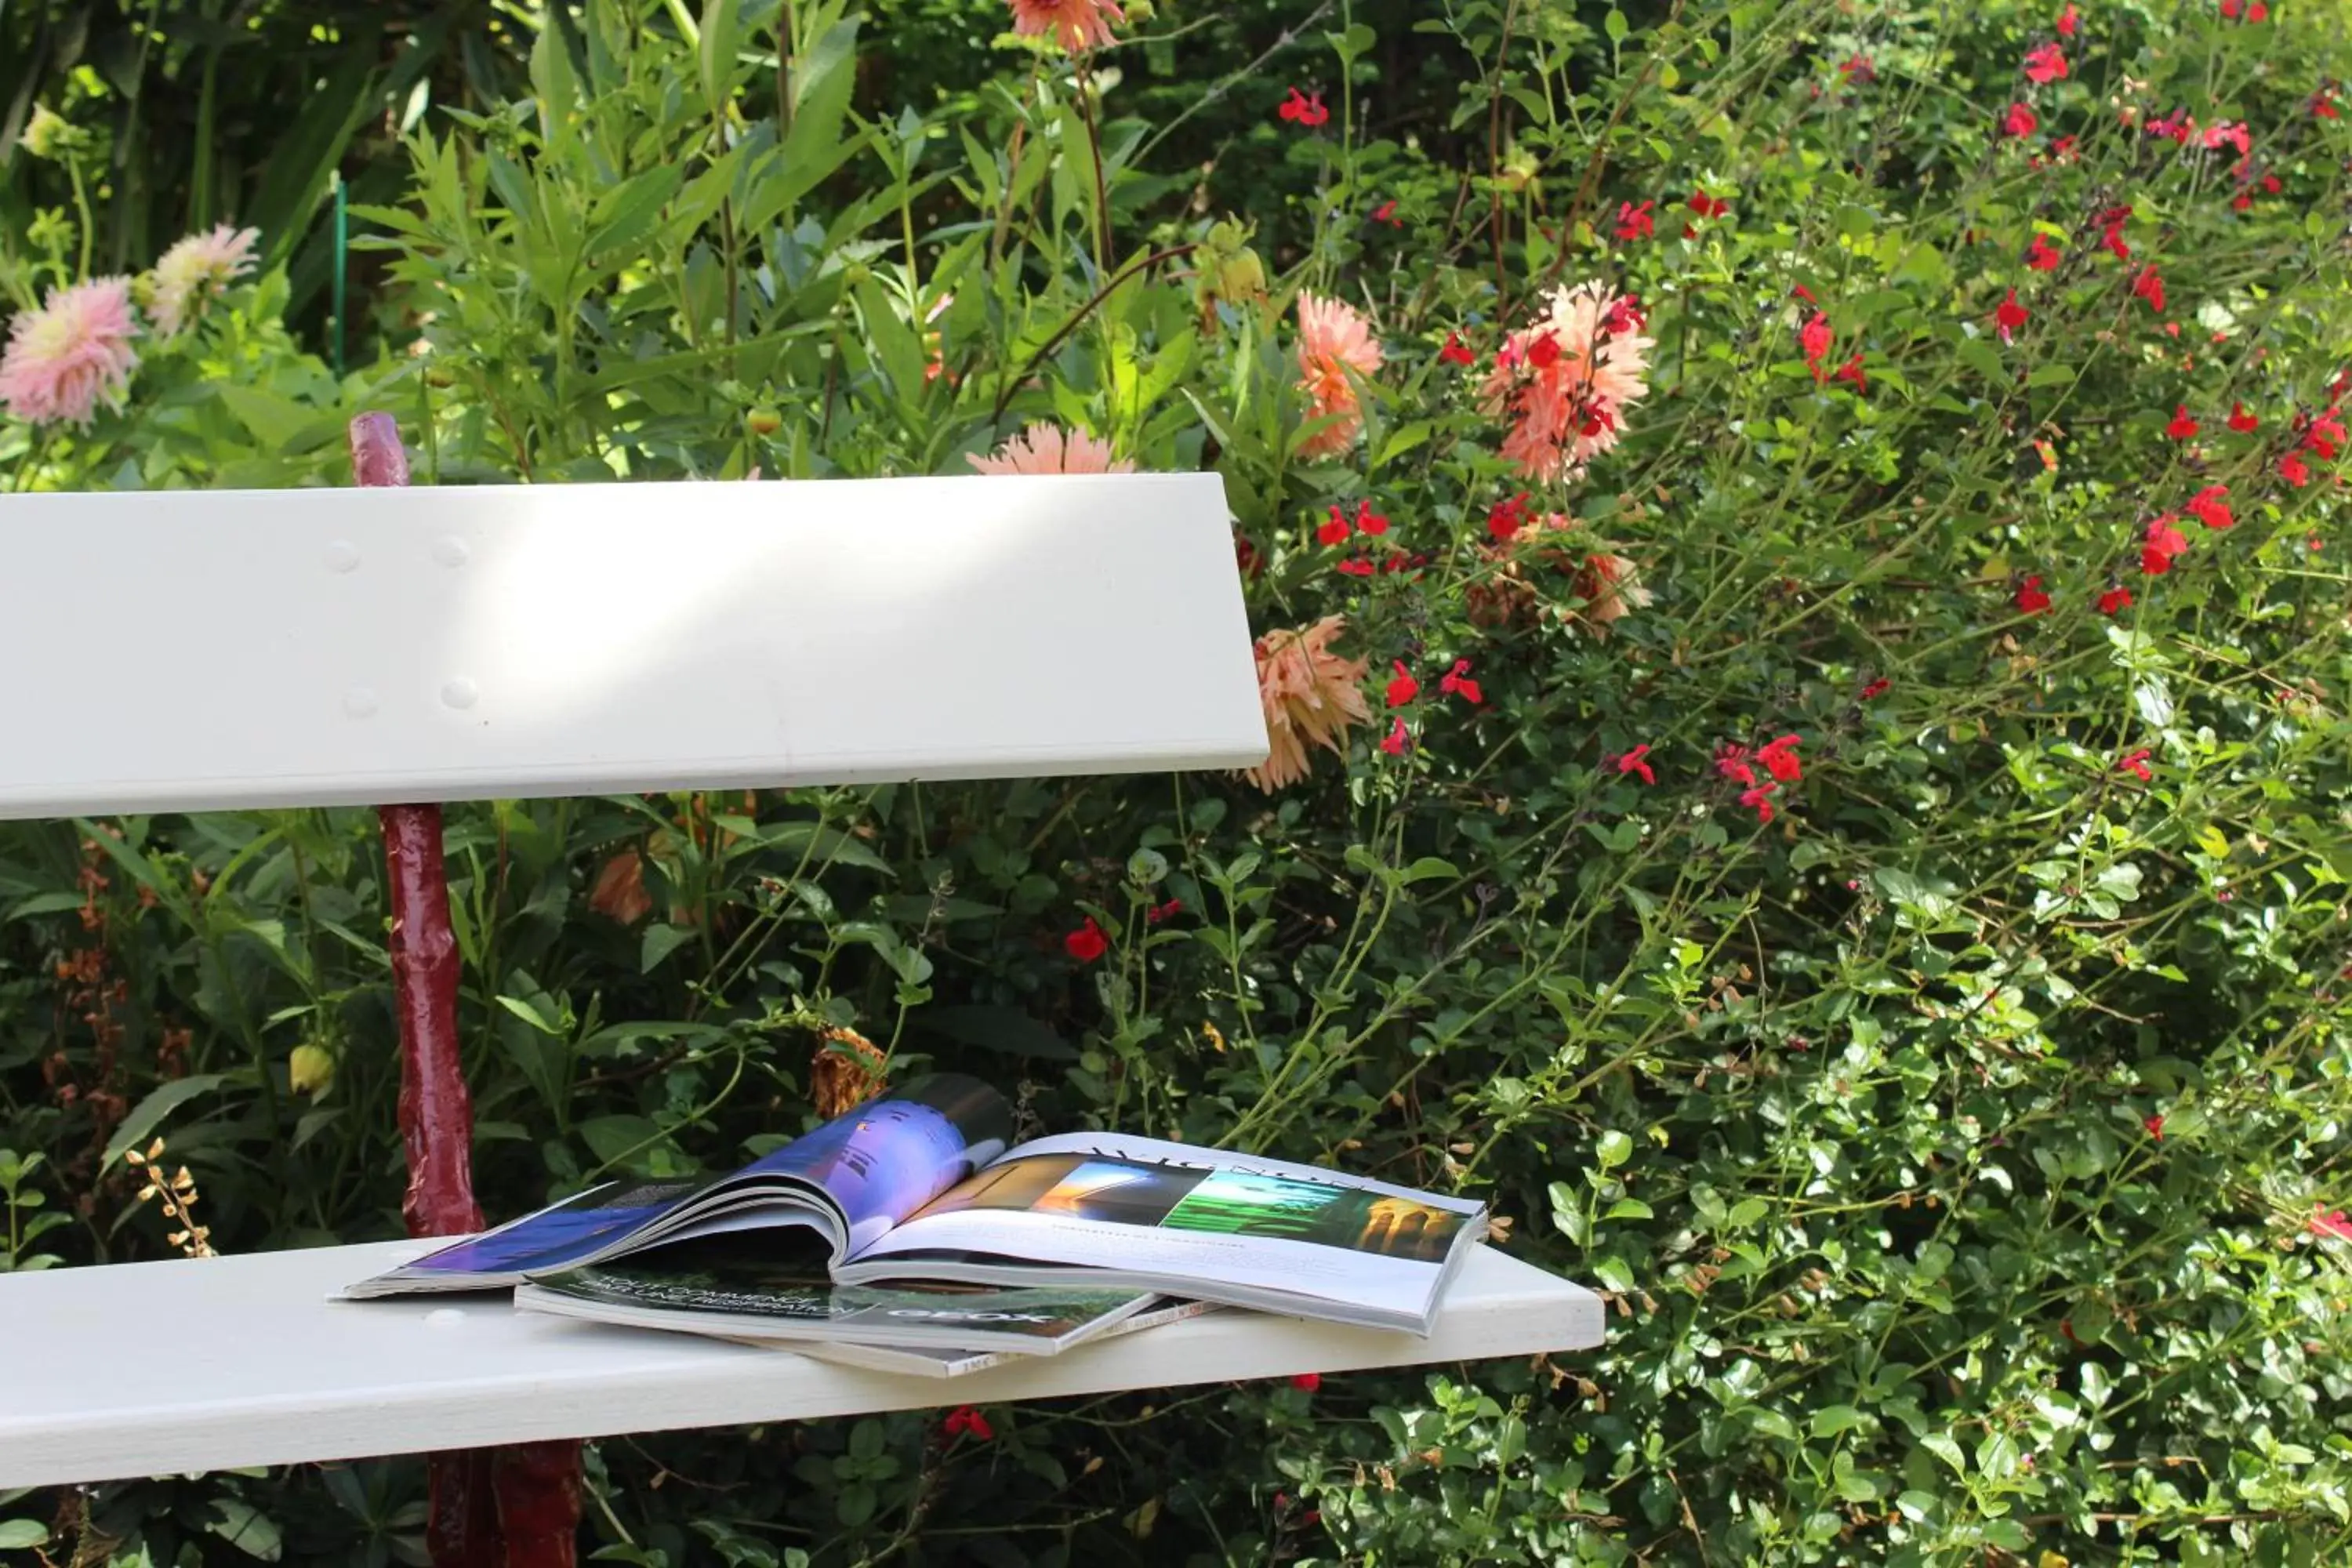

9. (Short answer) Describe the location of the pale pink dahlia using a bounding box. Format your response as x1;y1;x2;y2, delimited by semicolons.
1246;615;1370;793
0;278;141;427
1478;282;1653;483
148;223;260;336
1294;292;1383;460
967;422;1134;475
1007;0;1125;51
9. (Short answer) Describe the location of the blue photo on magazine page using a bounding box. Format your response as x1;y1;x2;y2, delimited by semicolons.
358;1075;1014;1293
750;1075;1012;1251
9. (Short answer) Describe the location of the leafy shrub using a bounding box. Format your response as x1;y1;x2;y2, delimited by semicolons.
5;0;2352;1564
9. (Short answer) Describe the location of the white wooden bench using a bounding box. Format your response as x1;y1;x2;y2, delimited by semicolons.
0;418;1602;1554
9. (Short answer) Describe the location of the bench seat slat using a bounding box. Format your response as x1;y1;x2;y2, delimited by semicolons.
0;474;1265;817
0;1237;1601;1486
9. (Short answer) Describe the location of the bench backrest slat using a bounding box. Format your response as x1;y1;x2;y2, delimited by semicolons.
0;473;1265;816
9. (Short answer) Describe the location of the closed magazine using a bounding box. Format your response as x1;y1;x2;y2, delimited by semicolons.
350;1075;1485;1334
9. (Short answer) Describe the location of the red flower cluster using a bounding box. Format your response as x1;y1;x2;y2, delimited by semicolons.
1145;898;1183;924
1487;493;1530;541
1385;660;1420;708
1278;88;1329;127
2016;575;2053;614
2056;2;2079;35
1994;289;2030;343
1439;332;1475;367
1289;1372;1322;1392
2002;101;2039;138
2187;485;2233;530
1613;743;1656;785
2096;205;2132;260
1615;200;1656;241
1380;717;1409;756
1065;916;1109;963
2099;585;2133;615
2143;516;2189;575
1439;659;1484;705
2131;267;2166;314
2023;43;2068;84
943;1406;994;1441
1319;498;1390;546
2026;234;2063;271
2165;404;2198;441
1800;311;1833;379
2117;748;2154;782
2220;0;2270;20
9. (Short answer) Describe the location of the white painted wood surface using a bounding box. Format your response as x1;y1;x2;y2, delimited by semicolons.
0;474;1265;818
0;1237;1603;1486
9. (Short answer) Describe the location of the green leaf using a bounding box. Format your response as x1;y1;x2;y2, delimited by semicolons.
700;0;746;117
1595;1130;1633;1169
203;1499;284;1563
1811;1404;1866;1437
0;1523;48;1551
104;1075;234;1169
641;924;699;974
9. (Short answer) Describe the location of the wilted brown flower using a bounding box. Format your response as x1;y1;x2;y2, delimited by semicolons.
812;1026;891;1118
589;848;653;925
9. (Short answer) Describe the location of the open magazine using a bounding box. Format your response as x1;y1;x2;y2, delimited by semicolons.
347;1074;1487;1335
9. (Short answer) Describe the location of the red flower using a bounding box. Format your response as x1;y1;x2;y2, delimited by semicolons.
1740;782;1780;824
1613;743;1656;785
1526;332;1563;370
2143;517;2190;574
1385;660;1421;708
1318;506;1352;546
1146;898;1183;924
1756;734;1804;782
1994;288;2029;344
1798;311;1833;379
2131;267;2165;314
2057;1;2079;35
2228;401;2259;433
2306;411;2345;458
944;1405;995;1440
2097;205;2133;260
2143;1113;2164;1140
1278;88;1330;127
1370;199;1402;227
2099;585;2134;615
2002;101;2040;138
1835;353;1868;394
2165;404;2199;441
1439;659;1484;705
2187;484;2234;530
1439;332;1475;366
1838;54;1876;85
1860;677;1891;699
1379;717;1409;757
1614;200;1656;241
2203;122;2252;158
2016;574;2053;613
2314;88;2342;121
1487;494;1529;542
1355;500;1390;536
1289;1372;1323;1392
2312;1207;2352;1240
2024;43;2068;83
2117;747;2154;782
1715;742;1757;786
1334;558;1374;578
2026;234;2063;271
2281;452;2312;487
1687;191;1730;219
1063;917;1109;964
2147;107;2195;144
1602;295;1646;335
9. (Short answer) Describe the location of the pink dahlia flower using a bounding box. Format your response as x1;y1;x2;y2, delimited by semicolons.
149;223;260;336
967;422;1134;474
1007;0;1125;51
0;277;142;427
1478;282;1653;483
1294;292;1383;460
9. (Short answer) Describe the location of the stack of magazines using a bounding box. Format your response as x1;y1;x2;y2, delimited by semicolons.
345;1076;1490;1378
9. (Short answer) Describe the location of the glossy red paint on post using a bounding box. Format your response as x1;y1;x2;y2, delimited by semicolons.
348;413;581;1568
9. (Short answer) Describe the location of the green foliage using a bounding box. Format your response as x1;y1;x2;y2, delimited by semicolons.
7;0;2352;1564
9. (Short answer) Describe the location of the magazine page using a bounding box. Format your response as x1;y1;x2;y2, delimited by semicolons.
727;1074;1013;1254
346;1075;1013;1296
841;1131;1484;1324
